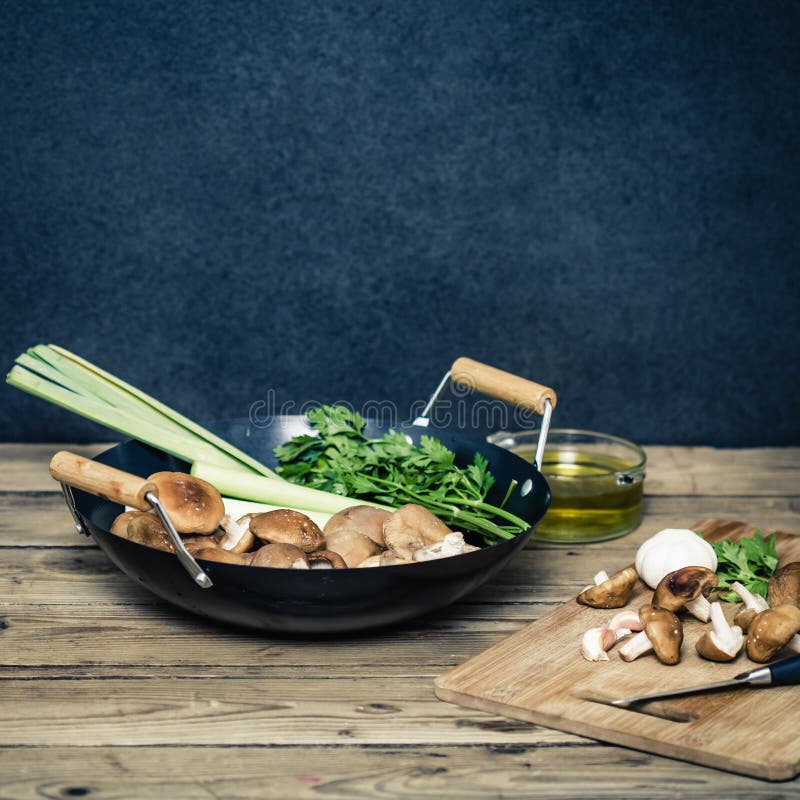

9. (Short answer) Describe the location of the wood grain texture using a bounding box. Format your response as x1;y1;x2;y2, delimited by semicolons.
1;444;799;796
0;745;789;800
436;520;800;781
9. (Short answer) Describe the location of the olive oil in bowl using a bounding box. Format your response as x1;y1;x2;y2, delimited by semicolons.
488;430;646;543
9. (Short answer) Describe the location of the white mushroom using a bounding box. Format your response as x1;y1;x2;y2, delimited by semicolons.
695;602;745;661
634;528;717;589
412;532;479;562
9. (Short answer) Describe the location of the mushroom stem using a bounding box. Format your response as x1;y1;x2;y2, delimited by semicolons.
731;581;769;611
618;630;653;661
685;594;712;622
594;570;610;585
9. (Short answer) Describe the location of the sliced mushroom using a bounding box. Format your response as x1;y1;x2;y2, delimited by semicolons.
696;602;744;662
382;504;452;561
768;562;800;609
194;547;252;565
731;580;769;632
324;505;392;547
215;513;256;554
576;566;637;609
618;604;683;665
125;513;176;553
652;566;718;622
182;535;219;555
249;543;309;569
745;604;800;663
325;529;381;568
249;509;324;552
412;532;479;562
307;550;347;569
356;551;414;568
110;510;149;538
147;472;225;534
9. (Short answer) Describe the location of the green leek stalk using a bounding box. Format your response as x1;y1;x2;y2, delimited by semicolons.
7;344;279;478
191;461;392;514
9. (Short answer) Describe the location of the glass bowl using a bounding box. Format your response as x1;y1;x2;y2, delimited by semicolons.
487;429;647;543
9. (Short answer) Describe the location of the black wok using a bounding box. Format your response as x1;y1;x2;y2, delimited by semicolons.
52;359;556;634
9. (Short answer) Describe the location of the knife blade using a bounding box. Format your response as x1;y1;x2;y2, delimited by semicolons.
610;652;800;708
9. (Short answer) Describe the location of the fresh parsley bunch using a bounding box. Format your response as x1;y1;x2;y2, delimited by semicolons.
705;530;779;602
274;405;528;544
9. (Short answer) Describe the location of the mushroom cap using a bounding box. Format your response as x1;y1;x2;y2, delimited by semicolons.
249;543;310;569
382;504;452;561
733;606;757;633
639;604;683;665
325;529;381;568
307;550;347;569
695;628;744;662
249;509;324;552
182;534;218;555
194;547;252;565
147;472;225;534
126;513;176;553
652;566;719;612
768;562;800;609
635;529;717;588
324;505;392;547
746;605;800;662
577;566;638;609
110;510;149;538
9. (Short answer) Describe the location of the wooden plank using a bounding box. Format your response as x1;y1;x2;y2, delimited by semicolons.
0;443;108;492
3;443;799;497
644;446;800;496
436;521;800;781
0;677;583;747
0;745;789;800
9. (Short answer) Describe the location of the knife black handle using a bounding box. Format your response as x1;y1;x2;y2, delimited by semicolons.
767;652;800;686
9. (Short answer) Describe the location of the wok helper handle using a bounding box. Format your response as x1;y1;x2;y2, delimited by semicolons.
451;358;557;416
49;451;157;510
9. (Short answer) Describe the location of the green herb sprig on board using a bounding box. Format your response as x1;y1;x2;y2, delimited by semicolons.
274;405;528;544
703;529;779;602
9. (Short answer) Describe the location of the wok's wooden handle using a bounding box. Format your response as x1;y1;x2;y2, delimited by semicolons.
450;358;557;415
49;451;156;510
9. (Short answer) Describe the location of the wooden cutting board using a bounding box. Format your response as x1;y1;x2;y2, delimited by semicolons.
435;520;800;781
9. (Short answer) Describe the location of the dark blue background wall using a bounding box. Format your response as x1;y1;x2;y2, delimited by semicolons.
2;1;798;446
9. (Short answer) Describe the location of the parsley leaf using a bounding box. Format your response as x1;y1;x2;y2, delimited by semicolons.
701;529;779;602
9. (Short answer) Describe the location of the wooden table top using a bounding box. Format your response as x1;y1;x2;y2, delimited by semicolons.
1;443;799;799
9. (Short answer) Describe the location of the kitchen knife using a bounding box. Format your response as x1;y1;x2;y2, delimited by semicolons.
610;652;800;708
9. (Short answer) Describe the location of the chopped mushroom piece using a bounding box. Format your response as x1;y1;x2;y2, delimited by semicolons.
745;605;800;663
653;566;718;622
249;543;309;569
194;547;252;565
125;513;176;553
619;605;683;665
307;550;347;569
110;510;149;538
249;509;325;552
577;566;637;609
731;580;769;632
382;504;452;561
768;562;800;609
215;514;256;554
324;505;392;548
413;532;479;562
146;472;225;534
696;602;745;662
325;529;381;568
